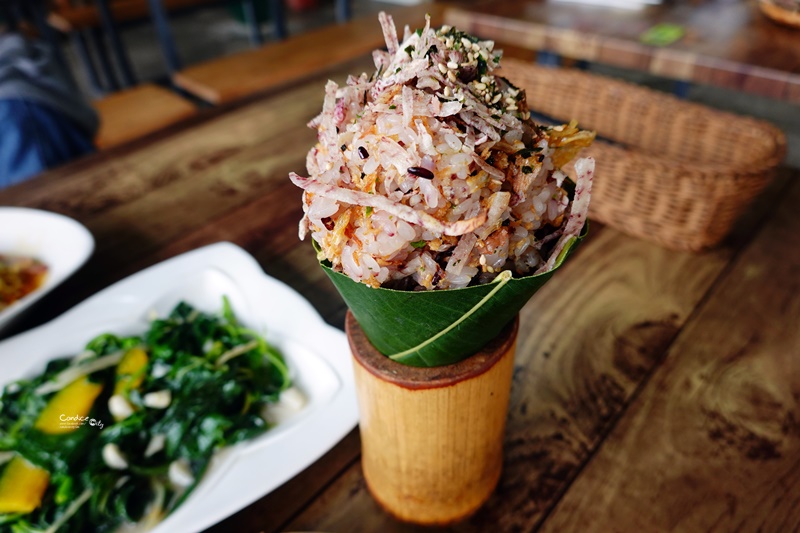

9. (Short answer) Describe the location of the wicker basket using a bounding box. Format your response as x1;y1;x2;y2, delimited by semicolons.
760;1;800;29
502;59;787;251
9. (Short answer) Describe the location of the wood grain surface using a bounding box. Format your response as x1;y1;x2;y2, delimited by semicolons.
539;183;800;532
445;0;800;103
0;49;797;533
0;56;373;333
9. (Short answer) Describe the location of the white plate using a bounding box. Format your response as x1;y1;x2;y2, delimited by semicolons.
0;207;94;331
0;242;358;533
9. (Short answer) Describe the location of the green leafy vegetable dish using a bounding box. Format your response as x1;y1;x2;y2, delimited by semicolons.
0;298;295;532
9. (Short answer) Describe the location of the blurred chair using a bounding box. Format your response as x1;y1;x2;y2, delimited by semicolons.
147;0;353;75
172;3;443;105
2;0;197;152
47;0;351;79
49;0;223;90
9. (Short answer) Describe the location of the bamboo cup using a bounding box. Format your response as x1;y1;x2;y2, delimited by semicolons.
346;311;518;525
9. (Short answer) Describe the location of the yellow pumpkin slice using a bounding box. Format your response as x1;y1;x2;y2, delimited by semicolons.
114;347;149;395
34;376;103;435
0;456;50;513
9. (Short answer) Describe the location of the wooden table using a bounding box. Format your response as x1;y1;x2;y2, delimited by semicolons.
2;55;799;533
445;0;800;103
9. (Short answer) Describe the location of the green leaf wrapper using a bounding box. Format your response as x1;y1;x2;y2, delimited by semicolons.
321;223;588;367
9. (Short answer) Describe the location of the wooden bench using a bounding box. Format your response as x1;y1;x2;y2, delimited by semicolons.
93;83;197;149
172;3;447;105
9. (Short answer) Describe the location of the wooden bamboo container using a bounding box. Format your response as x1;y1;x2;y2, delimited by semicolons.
346;311;518;525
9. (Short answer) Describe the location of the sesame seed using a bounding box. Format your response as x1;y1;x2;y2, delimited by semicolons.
438;63;448;74
447;61;458;70
479;49;489;60
461;37;472;49
491;93;502;104
481;76;491;84
468;52;475;62
479;255;486;266
486;41;495;52
508;104;518;111
441;25;451;33
447;70;457;82
446;37;454;48
484;93;492;102
472;42;481;52
505;96;515;104
444;86;452;97
475;82;487;90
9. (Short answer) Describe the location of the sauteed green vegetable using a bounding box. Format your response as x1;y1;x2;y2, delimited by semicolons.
0;298;292;532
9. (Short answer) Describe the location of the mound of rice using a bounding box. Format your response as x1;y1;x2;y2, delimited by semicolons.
290;13;595;290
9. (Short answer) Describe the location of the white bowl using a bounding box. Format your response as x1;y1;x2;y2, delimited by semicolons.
0;207;94;331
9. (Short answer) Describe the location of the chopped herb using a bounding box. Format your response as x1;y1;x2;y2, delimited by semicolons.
404;45;415;55
366;206;373;216
518;149;532;158
522;166;533;174
410;240;426;248
389;104;397;109
425;45;438;58
395;67;401;73
477;56;488;76
415;28;422;36
363;91;367;105
358;146;369;159
340;144;347;151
